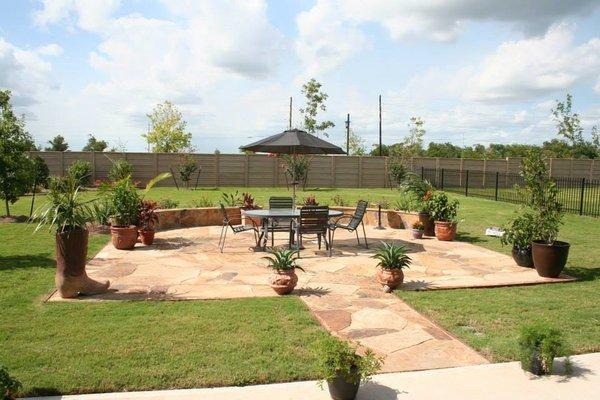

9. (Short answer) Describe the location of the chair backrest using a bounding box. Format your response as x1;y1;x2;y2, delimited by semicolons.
269;196;293;209
299;206;329;230
347;200;368;230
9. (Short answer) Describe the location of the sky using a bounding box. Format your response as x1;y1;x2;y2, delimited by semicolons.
1;0;600;153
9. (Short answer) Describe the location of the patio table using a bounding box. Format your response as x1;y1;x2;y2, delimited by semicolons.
242;208;343;251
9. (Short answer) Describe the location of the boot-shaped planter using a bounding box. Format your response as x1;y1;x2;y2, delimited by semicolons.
56;228;110;298
376;267;404;293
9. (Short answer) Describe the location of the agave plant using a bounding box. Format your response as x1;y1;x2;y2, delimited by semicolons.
262;248;305;272
371;242;411;270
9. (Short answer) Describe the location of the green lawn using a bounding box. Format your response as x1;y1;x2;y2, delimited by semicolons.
1;187;599;395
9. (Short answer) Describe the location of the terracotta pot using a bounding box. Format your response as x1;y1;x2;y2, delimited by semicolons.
418;212;435;236
512;245;534;268
327;369;360;400
55;227;110;298
532;240;570;278
376;267;404;292
110;225;138;250
269;269;299;295
387;210;403;229
138;228;155;245
411;229;424;239
434;221;457;241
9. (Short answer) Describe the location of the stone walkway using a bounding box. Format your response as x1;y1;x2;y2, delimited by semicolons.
48;226;574;372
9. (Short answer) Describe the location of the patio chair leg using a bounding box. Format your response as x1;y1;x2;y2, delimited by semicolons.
271;229;274;247
329;229;335;257
362;221;368;249
317;234;321;250
219;225;227;253
355;229;360;245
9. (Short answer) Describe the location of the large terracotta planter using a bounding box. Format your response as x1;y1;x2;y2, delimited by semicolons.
138;228;155;245
327;369;360;400
269;269;299;295
532;240;570;278
434;221;457;241
418;212;435;236
376;267;404;292
55;227;110;298
387;210;403;228
110;225;138;250
512;245;534;268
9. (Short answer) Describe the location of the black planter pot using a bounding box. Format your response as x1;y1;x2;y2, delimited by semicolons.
511;245;534;268
532;240;570;278
327;371;360;400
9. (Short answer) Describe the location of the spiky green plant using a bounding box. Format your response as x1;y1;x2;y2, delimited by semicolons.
262;248;305;272
371;242;411;270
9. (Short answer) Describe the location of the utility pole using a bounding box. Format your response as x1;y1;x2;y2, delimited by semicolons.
345;113;350;155
378;94;382;156
289;97;293;129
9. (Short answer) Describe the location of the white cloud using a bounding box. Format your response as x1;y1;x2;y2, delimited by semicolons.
36;43;63;56
34;0;121;31
467;24;600;101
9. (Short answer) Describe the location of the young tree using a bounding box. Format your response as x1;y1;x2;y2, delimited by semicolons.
299;79;335;137
348;128;366;155
552;93;583;146
45;134;69;151
82;134;108;152
143;101;192;153
402;116;425;157
0;90;35;216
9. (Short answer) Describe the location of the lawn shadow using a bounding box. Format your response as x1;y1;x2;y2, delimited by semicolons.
526;357;594;383
330;238;425;254
455;231;487;244
358;381;405;399
0;254;54;271
564;267;600;282
139;237;196;250
24;387;62;397
399;280;432;291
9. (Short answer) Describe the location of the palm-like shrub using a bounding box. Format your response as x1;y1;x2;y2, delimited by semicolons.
371;242;411;270
108;159;133;182
262;248;304;272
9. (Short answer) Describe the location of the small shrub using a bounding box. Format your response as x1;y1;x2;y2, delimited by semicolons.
191;196;214;208
394;192;419;212
221;190;241;207
241;192;258;210
48;176;70;193
177;154;198;189
304;195;318;206
67;159;92;186
108;159;133;182
388;158;407;187
157;198;179;209
0;365;21;400
31;155;50;188
375;198;390;209
519;323;568;375
371;242;411;270
91;198;112;226
106;178;140;226
412;221;424;230
330;194;348;207
427;191;459;223
501;210;537;249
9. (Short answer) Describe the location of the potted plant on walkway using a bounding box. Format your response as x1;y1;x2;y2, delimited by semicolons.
138;200;158;245
501;211;536;267
372;242;412;293
241;192;261;227
263;248;304;295
34;177;110;298
520;150;569;278
519;323;569;376
107;177;141;250
411;221;424;239
427;191;459;241
400;173;435;235
316;338;381;400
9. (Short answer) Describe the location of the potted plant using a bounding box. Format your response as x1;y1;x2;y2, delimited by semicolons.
427;191;459;241
411;221;424;239
304;195;319;206
520;150;569;278
241;192;261;226
263;248;304;295
400;173;435;236
371;242;412;292
138;200;158;245
501;211;536;267
316;338;381;400
33;177;110;298
519;323;568;376
107;177;141;250
0;365;21;400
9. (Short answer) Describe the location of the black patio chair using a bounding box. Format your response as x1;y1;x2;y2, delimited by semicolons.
218;204;259;253
292;206;330;255
328;200;368;256
267;196;294;247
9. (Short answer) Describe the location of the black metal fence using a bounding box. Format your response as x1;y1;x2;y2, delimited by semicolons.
421;167;600;218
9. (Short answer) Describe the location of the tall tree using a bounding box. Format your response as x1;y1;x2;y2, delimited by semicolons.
0;90;35;216
45;134;69;151
82;134;108;152
143;101;192;153
299;79;334;137
348;128;366;155
552;93;583;146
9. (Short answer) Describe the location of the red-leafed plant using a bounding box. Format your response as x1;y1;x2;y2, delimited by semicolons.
139;200;159;230
304;195;318;206
242;192;258;210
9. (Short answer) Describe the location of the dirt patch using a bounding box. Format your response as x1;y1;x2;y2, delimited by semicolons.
0;215;29;223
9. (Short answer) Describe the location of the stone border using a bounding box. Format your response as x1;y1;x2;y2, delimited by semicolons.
154;206;418;231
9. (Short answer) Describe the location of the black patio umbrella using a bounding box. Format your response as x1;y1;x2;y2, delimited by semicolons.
240;128;346;155
240;129;345;206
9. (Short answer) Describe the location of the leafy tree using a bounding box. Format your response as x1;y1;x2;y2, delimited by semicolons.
348;128;366;155
425;142;462;158
82;134;108;152
32;155;50;188
299;79;335;137
45;134;69;151
67;160;93;186
0;90;36;216
143;101;192;153
369;144;390;156
552;93;583;146
177;154;198;189
400;116;425;158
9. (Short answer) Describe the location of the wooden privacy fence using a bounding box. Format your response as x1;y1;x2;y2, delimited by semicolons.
30;152;600;188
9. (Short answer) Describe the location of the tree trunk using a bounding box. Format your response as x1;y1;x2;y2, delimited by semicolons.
5;198;10;217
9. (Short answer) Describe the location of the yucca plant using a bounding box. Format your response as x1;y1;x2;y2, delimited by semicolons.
371;242;411;270
262;248;305;272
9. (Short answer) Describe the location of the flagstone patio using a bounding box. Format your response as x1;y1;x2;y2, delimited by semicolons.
47;225;574;372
